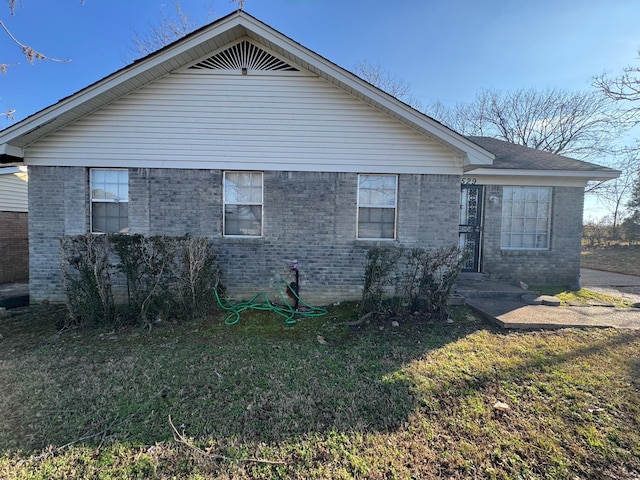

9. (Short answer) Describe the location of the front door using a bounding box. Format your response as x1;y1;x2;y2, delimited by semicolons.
459;185;484;272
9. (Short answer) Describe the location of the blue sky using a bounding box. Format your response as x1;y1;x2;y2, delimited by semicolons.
1;0;639;218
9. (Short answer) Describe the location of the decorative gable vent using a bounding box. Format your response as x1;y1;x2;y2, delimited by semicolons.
190;40;298;72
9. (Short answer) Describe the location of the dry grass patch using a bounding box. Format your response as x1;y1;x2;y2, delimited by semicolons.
1;304;639;479
581;244;640;275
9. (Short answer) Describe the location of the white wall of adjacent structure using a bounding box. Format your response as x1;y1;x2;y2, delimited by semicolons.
0;167;28;212
26;72;463;175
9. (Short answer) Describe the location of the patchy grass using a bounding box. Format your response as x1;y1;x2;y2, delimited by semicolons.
534;287;633;307
581;244;640;276
1;304;640;479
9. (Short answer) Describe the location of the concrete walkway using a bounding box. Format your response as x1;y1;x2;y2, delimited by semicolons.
459;270;640;330
579;268;640;304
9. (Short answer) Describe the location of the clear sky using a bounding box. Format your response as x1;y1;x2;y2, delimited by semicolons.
1;0;639;218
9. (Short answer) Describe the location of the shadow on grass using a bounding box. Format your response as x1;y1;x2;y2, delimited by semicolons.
0;303;485;454
2;303;639;479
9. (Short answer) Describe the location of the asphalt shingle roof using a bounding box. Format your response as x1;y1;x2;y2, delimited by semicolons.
467;136;618;173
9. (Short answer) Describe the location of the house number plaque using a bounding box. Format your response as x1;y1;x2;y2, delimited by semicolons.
461;177;477;185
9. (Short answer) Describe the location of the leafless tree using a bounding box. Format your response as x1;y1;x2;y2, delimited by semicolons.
589;149;640;238
353;60;424;111
126;1;212;61
438;88;628;160
594;50;640;118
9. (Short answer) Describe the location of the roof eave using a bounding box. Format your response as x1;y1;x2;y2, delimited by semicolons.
0;144;24;163
466;168;621;181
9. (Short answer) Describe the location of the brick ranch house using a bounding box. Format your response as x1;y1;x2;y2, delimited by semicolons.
0;11;619;304
0;165;28;283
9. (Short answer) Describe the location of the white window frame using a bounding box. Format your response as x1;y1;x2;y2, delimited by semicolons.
357;174;398;240
500;186;551;250
90;168;129;234
223;171;264;237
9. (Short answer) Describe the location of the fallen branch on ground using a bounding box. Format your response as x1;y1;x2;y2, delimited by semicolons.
168;415;285;465
333;311;373;327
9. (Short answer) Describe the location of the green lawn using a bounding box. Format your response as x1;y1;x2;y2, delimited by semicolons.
1;304;639;479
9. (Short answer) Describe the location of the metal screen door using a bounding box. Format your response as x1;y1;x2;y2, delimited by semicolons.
459;185;484;272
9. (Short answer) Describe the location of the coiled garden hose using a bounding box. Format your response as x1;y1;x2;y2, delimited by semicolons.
214;281;328;325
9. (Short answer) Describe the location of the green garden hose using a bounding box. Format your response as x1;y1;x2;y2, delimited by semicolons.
214;280;328;325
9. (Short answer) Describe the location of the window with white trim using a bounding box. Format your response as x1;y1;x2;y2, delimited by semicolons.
357;174;397;239
224;171;263;236
501;186;551;249
90;169;129;234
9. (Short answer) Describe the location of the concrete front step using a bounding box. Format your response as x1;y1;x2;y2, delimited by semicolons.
454;280;533;300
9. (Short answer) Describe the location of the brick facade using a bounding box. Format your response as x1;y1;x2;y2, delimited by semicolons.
480;184;584;288
0;211;29;283
28;167;461;304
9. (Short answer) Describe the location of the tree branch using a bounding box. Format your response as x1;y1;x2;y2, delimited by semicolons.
0;19;70;63
168;415;285;465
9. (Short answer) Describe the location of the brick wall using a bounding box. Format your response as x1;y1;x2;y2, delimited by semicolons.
28;167;461;304
0;211;29;283
28;166;87;302
481;185;584;288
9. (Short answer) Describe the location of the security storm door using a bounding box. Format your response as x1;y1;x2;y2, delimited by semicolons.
459;185;484;272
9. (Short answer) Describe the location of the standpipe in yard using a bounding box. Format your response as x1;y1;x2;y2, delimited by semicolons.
213;261;328;325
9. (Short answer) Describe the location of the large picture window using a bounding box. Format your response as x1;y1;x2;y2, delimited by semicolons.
224;171;263;236
90;169;129;234
357;174;397;239
501;186;551;250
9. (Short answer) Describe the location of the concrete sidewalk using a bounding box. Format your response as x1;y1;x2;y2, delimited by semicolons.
458;270;640;330
579;268;640;304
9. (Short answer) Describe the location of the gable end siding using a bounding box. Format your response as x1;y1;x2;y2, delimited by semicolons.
0;173;28;212
26;73;461;174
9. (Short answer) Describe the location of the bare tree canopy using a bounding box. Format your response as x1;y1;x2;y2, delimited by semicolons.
353;61;423;111
588;149;639;236
127;2;211;60
594;51;640;111
436;88;628;160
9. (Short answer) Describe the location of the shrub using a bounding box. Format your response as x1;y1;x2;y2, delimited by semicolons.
60;234;116;327
361;245;466;321
60;234;221;329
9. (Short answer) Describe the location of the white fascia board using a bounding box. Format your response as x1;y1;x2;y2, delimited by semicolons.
0;143;24;158
467;168;620;181
462;174;589;187
0;166;20;175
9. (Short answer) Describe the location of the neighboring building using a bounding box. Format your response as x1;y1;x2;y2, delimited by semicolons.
0;165;28;283
0;11;619;304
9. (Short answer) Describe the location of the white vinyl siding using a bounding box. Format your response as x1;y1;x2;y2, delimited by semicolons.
501;186;551;250
357;174;397;240
0;169;28;212
90;169;129;234
27;73;461;174
223;171;263;236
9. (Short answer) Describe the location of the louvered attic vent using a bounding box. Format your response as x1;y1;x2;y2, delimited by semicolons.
190;40;298;72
